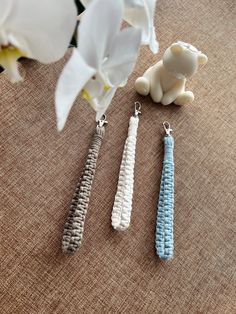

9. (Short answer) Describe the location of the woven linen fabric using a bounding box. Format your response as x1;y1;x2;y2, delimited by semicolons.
1;0;236;313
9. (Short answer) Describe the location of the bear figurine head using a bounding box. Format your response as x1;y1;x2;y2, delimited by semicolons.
163;41;208;79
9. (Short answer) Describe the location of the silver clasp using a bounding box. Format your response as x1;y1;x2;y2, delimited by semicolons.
163;121;173;136
97;114;108;128
134;101;141;117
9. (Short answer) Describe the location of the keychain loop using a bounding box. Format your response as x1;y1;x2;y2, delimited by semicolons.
97;114;108;128
163;121;173;136
134;101;141;117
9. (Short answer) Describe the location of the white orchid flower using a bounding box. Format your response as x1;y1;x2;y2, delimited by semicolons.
55;0;141;131
0;0;77;83
81;0;158;54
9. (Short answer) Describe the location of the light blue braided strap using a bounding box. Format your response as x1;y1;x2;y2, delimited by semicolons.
155;124;174;260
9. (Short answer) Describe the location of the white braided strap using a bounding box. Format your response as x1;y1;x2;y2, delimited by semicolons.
111;116;139;230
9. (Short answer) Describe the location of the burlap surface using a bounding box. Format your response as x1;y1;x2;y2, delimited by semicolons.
1;0;236;313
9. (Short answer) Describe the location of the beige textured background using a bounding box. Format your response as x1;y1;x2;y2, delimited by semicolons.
1;0;236;313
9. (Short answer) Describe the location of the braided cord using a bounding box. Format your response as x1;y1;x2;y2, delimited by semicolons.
62;126;105;254
155;135;174;260
111;116;139;230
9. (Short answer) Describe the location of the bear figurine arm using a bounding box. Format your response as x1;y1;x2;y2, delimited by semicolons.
161;79;185;105
150;64;163;103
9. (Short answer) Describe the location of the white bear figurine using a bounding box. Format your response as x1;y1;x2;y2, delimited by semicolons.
135;41;208;105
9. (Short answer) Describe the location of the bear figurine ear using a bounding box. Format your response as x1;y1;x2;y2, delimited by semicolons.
198;53;208;65
170;43;184;55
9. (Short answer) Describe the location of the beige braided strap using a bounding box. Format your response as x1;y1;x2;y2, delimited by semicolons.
62;123;106;254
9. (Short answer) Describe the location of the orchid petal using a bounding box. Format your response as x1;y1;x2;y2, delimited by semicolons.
81;0;144;9
55;49;95;131
143;0;159;53
124;6;148;40
95;87;117;121
3;0;77;63
103;27;141;86
0;0;12;27
78;0;123;69
80;0;91;6
125;0;144;9
124;0;158;53
83;79;104;99
148;25;159;53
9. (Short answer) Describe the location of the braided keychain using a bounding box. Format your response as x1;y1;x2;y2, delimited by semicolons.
155;122;175;260
62;115;107;254
111;102;141;230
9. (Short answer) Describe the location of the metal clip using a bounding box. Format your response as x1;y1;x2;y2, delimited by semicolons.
163;121;173;136
134;101;141;117
97;114;108;128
